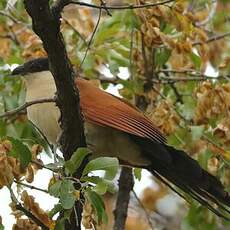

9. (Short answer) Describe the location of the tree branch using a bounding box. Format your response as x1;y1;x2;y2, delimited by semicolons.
14;180;48;193
23;0;86;156
132;189;154;230
80;4;102;68
0;98;55;119
157;69;230;82
193;31;230;46
113;167;134;230
15;203;49;230
23;0;87;229
0;10;21;24
68;0;175;11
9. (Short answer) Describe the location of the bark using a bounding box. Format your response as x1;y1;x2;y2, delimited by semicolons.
24;0;86;229
113;167;134;230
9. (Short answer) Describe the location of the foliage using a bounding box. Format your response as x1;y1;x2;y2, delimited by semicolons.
0;0;230;229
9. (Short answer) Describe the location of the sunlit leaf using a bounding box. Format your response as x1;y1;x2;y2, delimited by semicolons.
190;52;201;69
83;157;119;180
134;168;142;181
190;125;204;141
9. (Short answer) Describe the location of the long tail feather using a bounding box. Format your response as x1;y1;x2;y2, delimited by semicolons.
130;135;230;220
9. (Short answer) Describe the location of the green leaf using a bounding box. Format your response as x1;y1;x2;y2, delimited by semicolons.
49;180;62;197
60;193;75;209
134;168;142;181
59;179;75;195
93;181;108;195
109;49;129;67
0;223;4;230
49;180;76;209
59;180;75;209
122;10;140;29
198;150;212;170
7;136;32;167
190;52;201;69
94;16;122;45
82;176;116;194
0;120;6;137
54;218;65;230
86;190;108;224
65;147;90;175
178;97;196;120
45;163;62;171
83;157;119;180
155;48;172;67
190;125;204;141
49;203;63;218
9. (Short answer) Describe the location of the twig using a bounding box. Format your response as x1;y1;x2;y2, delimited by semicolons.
15;203;49;230
80;5;102;68
69;0;175;10
170;83;183;104
195;0;217;26
0;10;21;24
141;33;149;80
113;167;134;230
157;31;230;50
132;189;154;230
31;160;60;173
62;16;87;45
8;26;21;46
14;180;48;193
193;31;230;46
157;69;230;82
99;0;112;16
0;98;55;119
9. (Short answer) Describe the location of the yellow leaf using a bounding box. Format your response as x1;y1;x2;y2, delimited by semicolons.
223;151;230;160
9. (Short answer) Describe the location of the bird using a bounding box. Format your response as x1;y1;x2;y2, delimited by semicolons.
12;57;230;220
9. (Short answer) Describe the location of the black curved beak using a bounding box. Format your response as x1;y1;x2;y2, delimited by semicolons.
11;64;25;76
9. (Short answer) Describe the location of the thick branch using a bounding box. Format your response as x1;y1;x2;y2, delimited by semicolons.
113;167;134;230
23;1;87;229
23;0;86;157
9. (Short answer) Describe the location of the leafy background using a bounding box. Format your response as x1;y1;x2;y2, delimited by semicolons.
0;0;230;229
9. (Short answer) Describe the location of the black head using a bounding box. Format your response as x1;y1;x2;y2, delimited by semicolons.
11;57;49;75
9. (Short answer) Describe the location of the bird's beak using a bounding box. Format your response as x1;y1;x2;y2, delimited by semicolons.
11;64;25;76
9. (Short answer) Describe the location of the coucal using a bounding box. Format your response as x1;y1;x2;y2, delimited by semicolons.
12;58;230;219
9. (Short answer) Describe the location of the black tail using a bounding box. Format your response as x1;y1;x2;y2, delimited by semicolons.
130;135;230;220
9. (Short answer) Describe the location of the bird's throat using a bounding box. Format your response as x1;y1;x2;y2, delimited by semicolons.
24;71;60;143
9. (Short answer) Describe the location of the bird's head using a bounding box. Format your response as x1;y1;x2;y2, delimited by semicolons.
11;57;49;76
11;57;56;99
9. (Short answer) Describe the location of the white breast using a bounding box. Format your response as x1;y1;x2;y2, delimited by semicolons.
25;71;61;143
